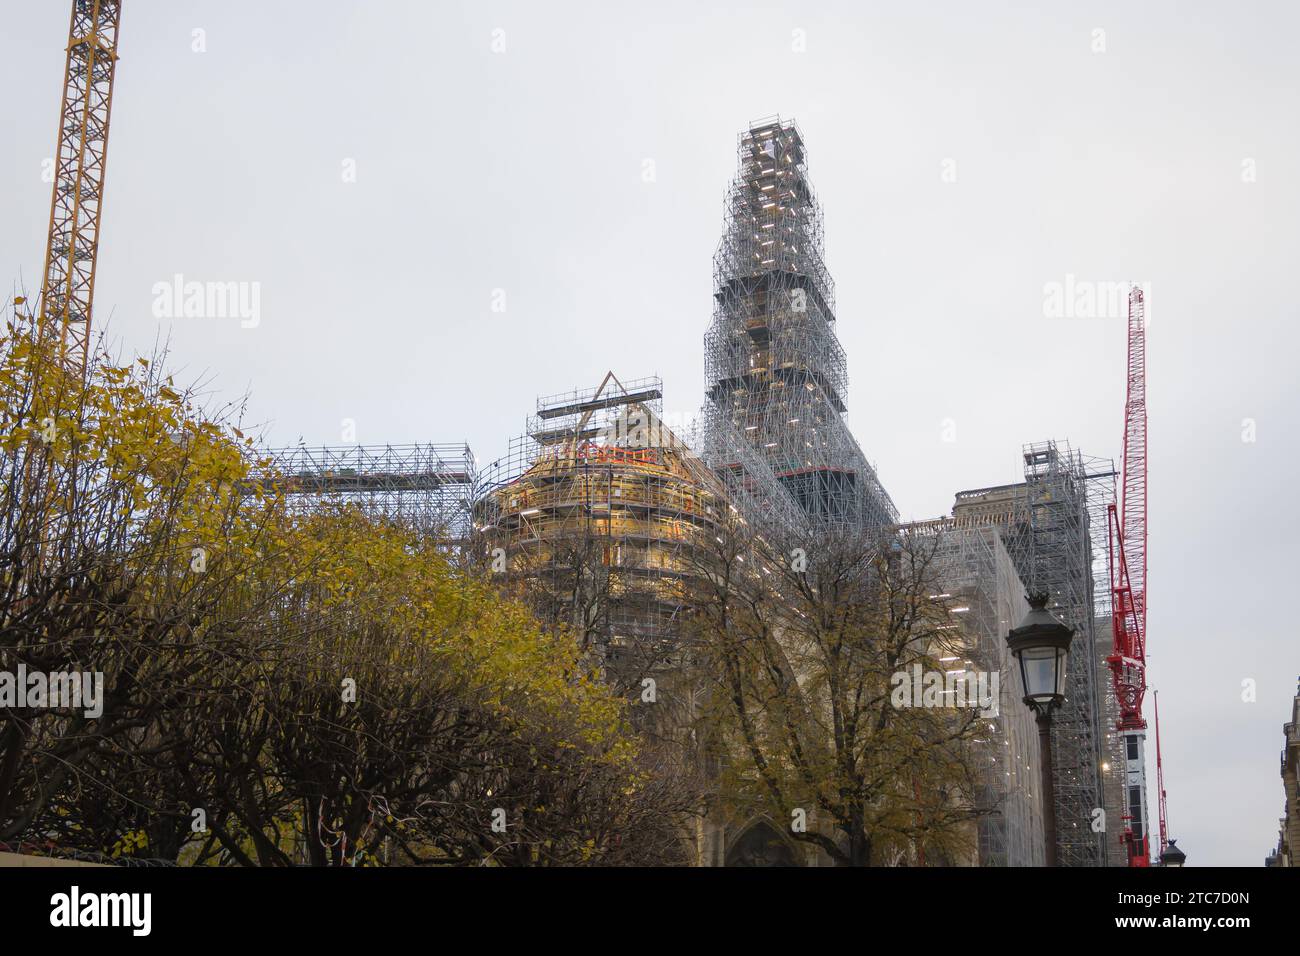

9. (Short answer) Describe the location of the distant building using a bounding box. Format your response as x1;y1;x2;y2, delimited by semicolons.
1266;679;1299;867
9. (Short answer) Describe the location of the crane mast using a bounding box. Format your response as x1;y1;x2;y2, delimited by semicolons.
38;0;123;374
1154;690;1169;857
1107;286;1152;866
22;0;122;574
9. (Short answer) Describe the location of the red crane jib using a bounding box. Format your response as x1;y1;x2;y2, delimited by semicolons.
1109;288;1148;732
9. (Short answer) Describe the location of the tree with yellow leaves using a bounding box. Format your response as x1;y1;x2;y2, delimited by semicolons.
0;306;693;866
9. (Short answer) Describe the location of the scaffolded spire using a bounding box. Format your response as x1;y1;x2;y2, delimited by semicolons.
701;117;896;534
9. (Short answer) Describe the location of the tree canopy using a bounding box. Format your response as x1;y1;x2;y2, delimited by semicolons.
0;311;690;865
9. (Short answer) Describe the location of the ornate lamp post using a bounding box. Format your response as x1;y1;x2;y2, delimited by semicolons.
1160;839;1187;867
1006;592;1074;867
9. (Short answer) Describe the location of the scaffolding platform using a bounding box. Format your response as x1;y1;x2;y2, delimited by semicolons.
257;443;475;537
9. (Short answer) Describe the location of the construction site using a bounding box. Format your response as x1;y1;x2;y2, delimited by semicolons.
8;0;1171;871
467;118;1153;867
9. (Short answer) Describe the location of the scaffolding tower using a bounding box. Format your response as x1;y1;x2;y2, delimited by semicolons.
702;117;896;534
258;443;475;538
953;440;1114;867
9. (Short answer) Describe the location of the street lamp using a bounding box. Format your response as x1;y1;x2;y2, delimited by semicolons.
1160;840;1186;867
1006;591;1074;867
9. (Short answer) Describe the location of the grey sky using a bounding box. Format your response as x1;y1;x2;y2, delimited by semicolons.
2;0;1296;866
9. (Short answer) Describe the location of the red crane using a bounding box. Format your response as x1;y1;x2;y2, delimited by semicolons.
1107;286;1155;866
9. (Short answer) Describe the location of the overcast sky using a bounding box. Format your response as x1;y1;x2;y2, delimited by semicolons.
3;0;1297;867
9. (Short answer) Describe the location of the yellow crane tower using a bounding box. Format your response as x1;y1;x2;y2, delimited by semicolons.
36;0;123;373
18;0;123;572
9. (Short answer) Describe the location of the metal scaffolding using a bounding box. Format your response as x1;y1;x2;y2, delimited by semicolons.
701;117;896;534
900;519;1045;867
474;374;725;676
1085;463;1129;866
953;440;1115;867
258;443;475;538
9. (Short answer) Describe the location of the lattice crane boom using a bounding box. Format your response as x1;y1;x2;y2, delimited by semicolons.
38;0;123;374
1108;286;1153;866
1121;286;1148;637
